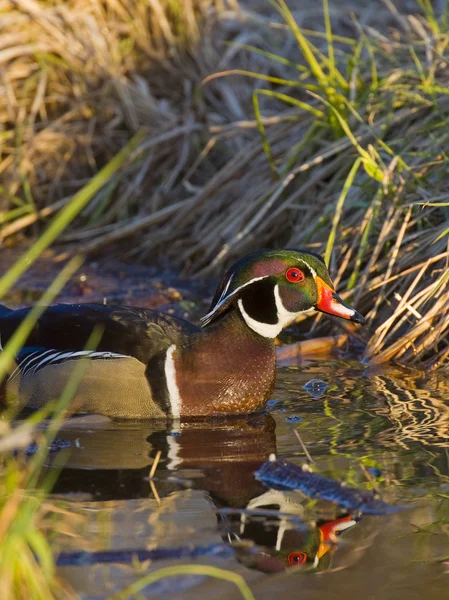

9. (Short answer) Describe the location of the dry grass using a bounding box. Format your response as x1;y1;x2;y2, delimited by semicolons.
1;0;449;366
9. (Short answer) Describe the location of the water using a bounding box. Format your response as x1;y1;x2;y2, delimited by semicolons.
43;360;449;598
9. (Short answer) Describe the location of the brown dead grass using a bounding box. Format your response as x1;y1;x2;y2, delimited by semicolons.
1;0;449;367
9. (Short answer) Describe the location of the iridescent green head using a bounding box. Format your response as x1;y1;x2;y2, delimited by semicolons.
201;249;364;337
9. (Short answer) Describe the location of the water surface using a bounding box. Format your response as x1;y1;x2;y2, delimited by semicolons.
44;360;449;599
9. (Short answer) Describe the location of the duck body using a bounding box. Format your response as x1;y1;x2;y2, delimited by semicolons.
0;249;365;419
2;303;198;418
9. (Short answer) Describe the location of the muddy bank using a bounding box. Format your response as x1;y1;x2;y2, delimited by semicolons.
0;246;210;324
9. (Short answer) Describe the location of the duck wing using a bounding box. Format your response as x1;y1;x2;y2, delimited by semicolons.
0;303;199;364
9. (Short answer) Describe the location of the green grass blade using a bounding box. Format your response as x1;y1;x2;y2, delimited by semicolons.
253;91;277;172
112;565;255;600
325;157;361;266
26;530;54;579
0;205;34;224
417;0;440;33
273;0;348;93
0;129;146;300
25;324;105;489
347;185;384;289
227;42;305;70
434;225;449;242
203;69;302;88
272;0;327;88
0;187;28;207
323;0;335;78
426;266;449;299
254;88;325;171
308;90;384;179
298;28;356;46
258;89;325;118
280;121;320;174
0;256;83;382
307;91;369;158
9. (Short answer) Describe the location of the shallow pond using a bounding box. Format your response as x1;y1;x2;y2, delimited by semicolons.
39;359;449;599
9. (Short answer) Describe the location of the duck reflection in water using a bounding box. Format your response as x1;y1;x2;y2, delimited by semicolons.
224;489;358;573
50;412;360;573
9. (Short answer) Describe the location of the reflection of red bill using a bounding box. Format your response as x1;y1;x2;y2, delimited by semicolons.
317;515;358;559
315;277;365;325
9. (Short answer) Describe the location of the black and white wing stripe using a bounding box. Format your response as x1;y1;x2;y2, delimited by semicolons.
9;349;129;382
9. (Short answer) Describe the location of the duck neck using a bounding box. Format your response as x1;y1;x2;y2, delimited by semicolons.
167;309;277;417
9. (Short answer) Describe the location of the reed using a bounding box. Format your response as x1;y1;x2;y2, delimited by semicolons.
1;0;449;368
0;118;152;600
0;259;83;600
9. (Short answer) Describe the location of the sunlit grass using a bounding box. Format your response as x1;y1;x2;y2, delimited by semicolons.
0;122;154;599
198;0;449;367
1;2;449;353
0;408;73;600
0;263;109;600
0;258;82;600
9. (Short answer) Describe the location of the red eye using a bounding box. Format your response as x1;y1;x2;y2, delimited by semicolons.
286;267;305;283
288;551;307;566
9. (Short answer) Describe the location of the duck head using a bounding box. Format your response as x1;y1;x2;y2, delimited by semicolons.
201;249;365;338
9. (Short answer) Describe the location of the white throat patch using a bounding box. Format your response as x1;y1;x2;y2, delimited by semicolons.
238;284;312;339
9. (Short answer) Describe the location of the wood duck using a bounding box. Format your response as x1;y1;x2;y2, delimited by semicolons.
0;249;365;419
230;489;359;572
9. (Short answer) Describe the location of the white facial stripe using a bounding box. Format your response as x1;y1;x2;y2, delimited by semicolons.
238;298;283;338
245;489;305;545
238;284;314;339
296;257;317;280
201;275;269;326
274;284;297;324
217;273;233;304
276;520;289;552
274;284;317;325
165;344;181;418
